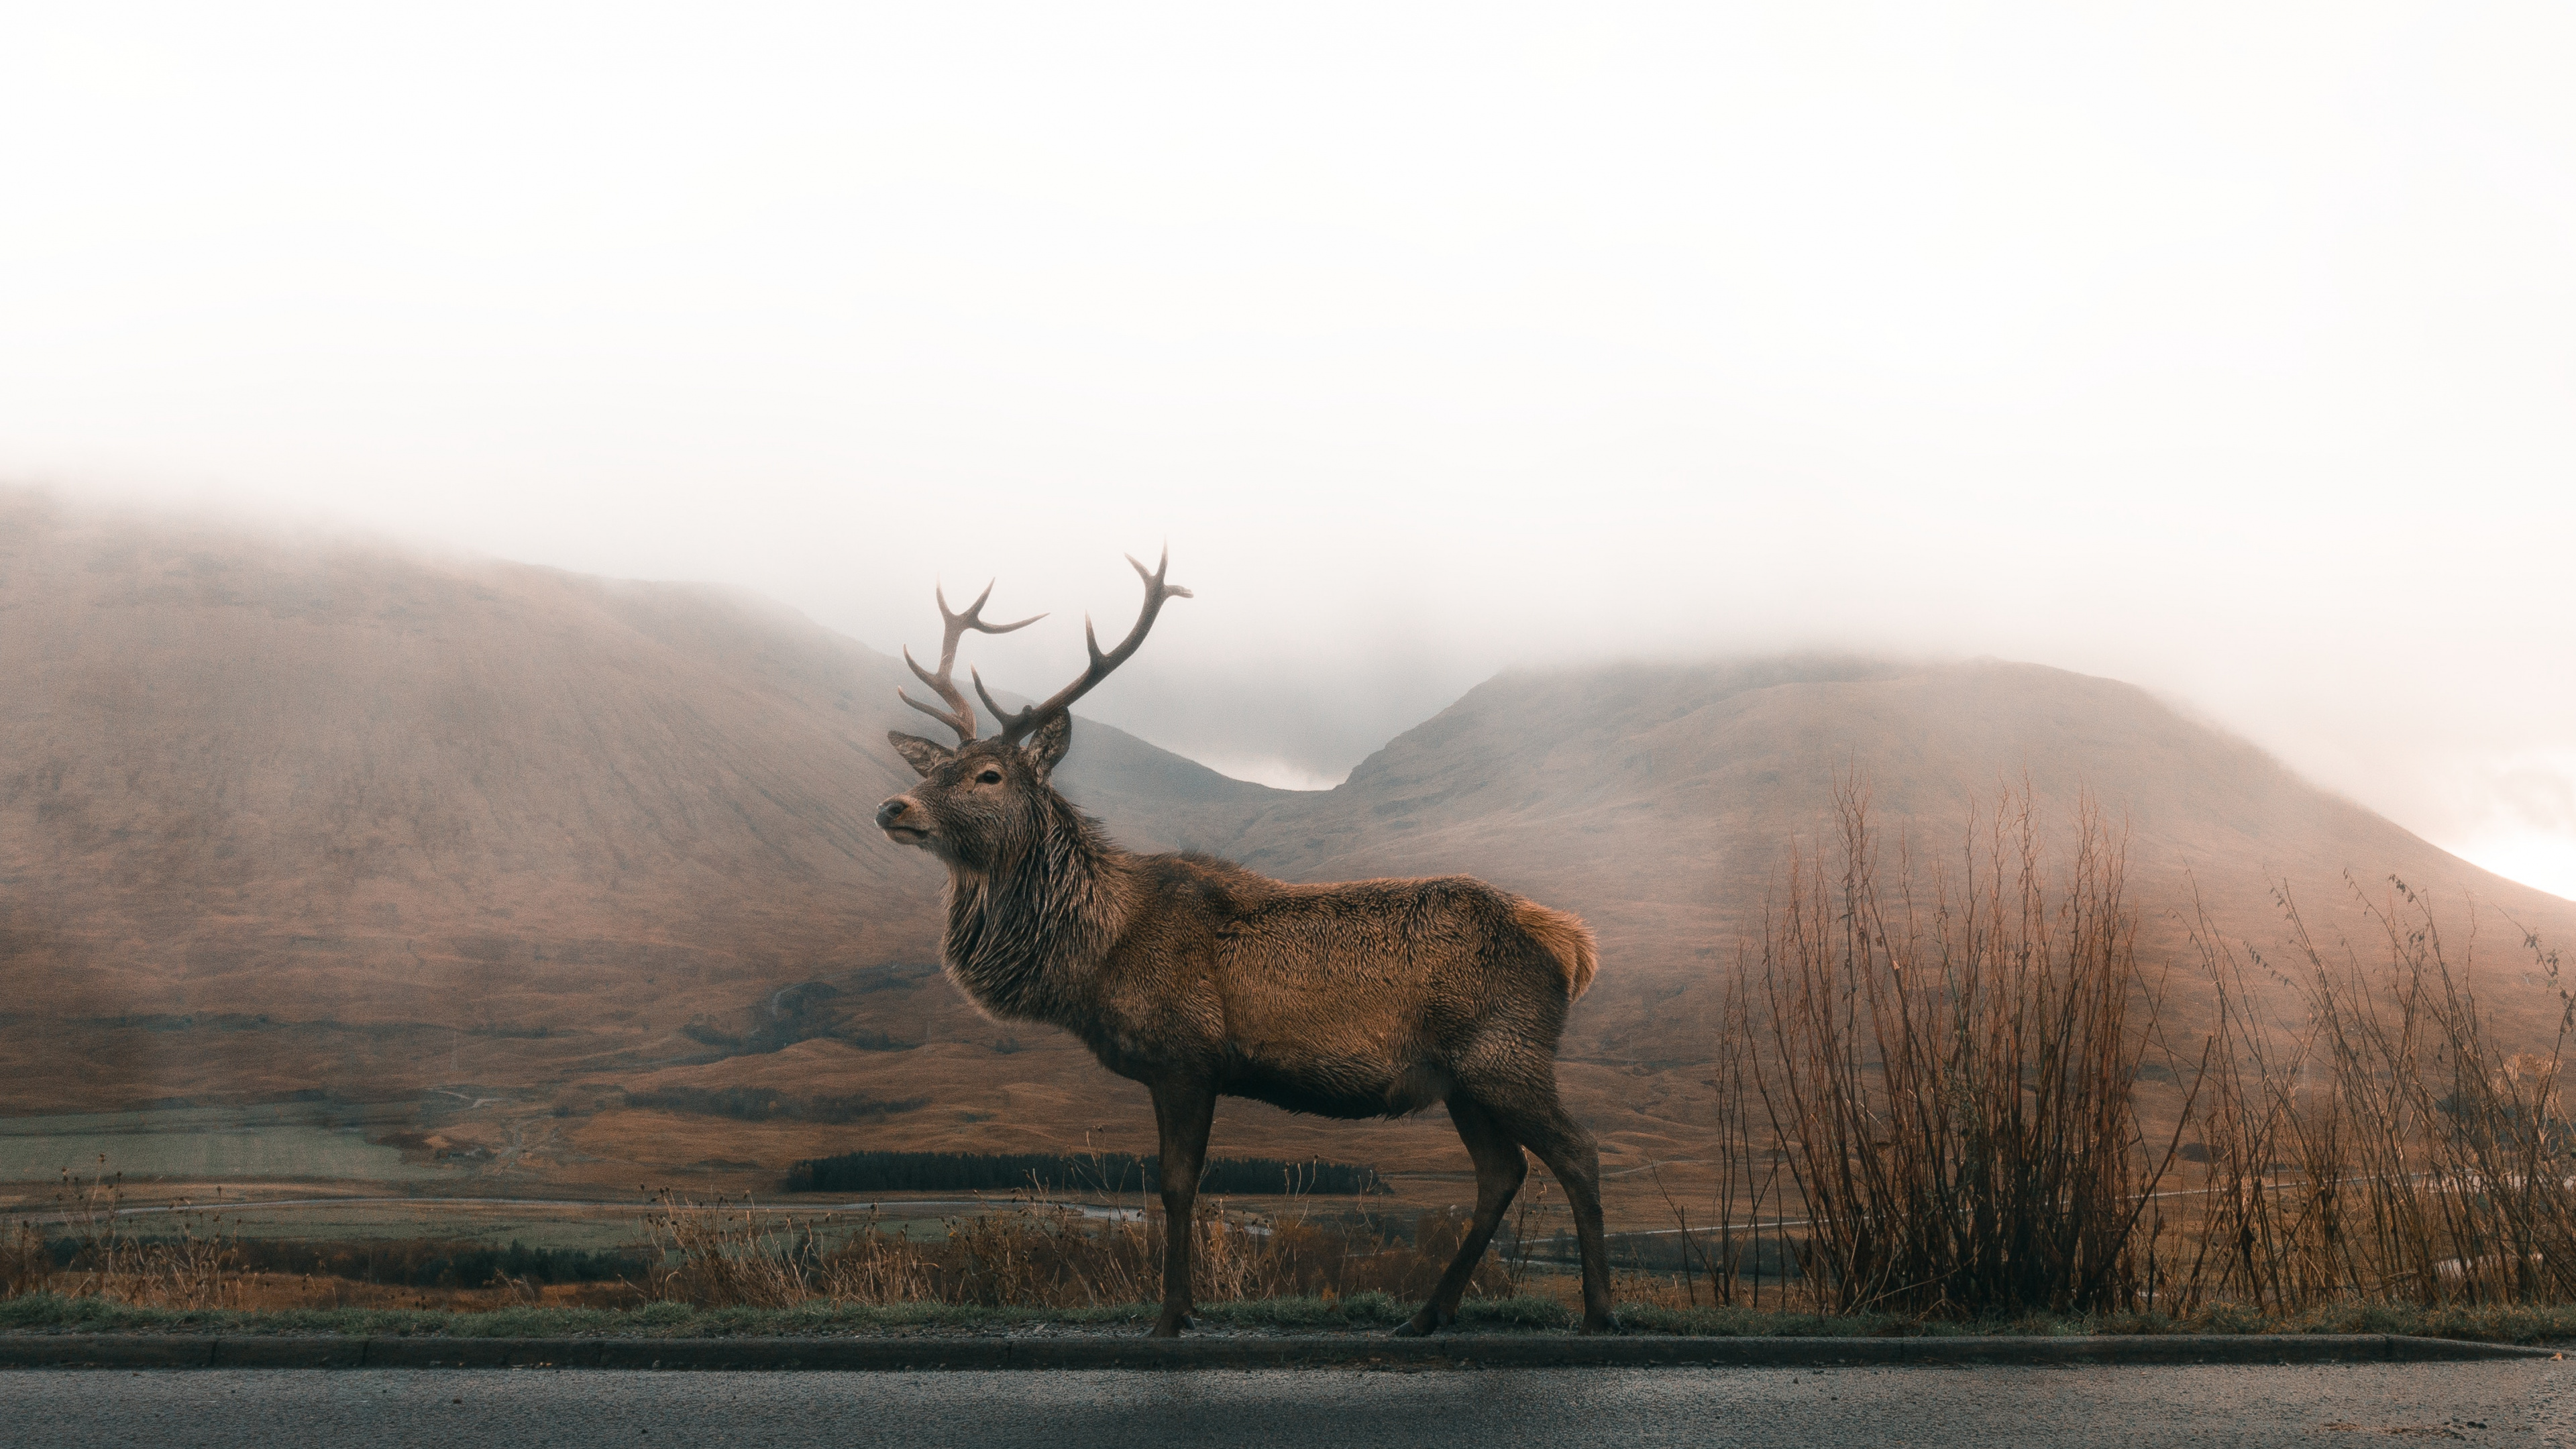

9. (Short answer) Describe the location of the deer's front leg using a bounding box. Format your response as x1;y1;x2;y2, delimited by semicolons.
1149;1082;1216;1338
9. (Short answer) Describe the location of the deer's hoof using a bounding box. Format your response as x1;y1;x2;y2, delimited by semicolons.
1392;1307;1452;1338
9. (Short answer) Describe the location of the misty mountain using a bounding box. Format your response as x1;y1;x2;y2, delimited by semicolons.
3;492;2568;1195
0;493;1270;1120
1205;657;2576;1063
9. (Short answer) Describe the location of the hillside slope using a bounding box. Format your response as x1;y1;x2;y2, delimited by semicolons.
0;494;1283;1126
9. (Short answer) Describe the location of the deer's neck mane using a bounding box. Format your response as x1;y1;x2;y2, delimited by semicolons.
940;791;1130;1023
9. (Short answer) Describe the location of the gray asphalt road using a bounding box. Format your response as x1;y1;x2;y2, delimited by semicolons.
6;1362;2570;1448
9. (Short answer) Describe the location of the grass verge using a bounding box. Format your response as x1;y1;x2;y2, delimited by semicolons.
5;1292;2574;1344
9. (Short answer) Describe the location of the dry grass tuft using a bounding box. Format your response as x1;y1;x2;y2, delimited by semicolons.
635;1188;1506;1310
0;1166;1503;1317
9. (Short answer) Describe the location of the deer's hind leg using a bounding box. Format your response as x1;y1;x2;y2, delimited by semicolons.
1482;1079;1616;1333
1394;1092;1529;1338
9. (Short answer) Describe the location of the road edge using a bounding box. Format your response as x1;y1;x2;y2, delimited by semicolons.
0;1333;2561;1371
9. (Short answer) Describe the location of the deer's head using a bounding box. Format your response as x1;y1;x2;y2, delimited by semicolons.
875;551;1189;870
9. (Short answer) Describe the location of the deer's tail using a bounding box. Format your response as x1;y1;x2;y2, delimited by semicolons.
1511;900;1599;1002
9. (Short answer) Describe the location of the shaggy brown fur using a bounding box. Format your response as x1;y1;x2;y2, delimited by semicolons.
871;559;1614;1336
1511;900;1600;1000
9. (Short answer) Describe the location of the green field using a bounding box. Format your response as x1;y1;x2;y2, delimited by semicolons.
0;1099;451;1187
159;1200;969;1252
136;1199;649;1252
0;1103;1169;1252
0;1125;441;1185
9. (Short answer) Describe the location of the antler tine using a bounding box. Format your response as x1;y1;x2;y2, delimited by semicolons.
983;547;1192;746
896;580;1045;743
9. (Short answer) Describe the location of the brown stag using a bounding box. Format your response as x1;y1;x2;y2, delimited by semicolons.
873;551;1613;1336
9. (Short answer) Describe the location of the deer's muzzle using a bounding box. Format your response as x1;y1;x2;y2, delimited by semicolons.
877;796;930;845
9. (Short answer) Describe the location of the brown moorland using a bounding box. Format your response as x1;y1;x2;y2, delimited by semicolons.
3;489;2570;1220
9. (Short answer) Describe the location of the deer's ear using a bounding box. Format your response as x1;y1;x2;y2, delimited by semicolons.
887;731;954;777
1022;712;1072;780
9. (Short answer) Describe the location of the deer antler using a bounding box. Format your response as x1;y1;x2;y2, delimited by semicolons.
897;581;1044;743
978;548;1191;746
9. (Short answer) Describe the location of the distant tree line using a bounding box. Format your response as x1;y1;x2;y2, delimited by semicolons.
783;1150;1392;1197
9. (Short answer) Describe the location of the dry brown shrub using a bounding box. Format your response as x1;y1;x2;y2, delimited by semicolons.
2;1219;47;1299
8;1159;246;1307
1725;783;2185;1318
1702;782;2576;1320
2175;876;2576;1311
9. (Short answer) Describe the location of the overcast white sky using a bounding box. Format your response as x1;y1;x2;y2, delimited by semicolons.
3;3;2571;898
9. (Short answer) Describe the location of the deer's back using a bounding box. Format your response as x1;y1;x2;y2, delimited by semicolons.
1102;855;1581;1116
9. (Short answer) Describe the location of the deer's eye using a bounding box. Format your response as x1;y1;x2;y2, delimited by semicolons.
977;769;1003;784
